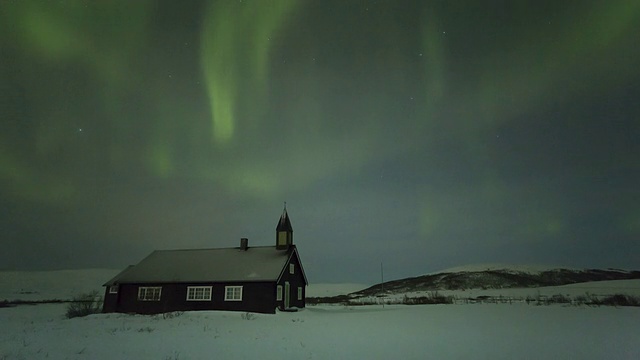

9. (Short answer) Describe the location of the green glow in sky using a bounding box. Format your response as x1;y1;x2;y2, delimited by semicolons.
2;0;634;203
200;0;299;145
420;7;446;111
1;0;639;275
6;0;151;85
0;146;74;202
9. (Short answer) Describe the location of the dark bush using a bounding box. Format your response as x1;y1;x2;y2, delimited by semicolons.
402;291;454;305
66;290;102;318
548;294;572;305
596;294;640;307
306;295;350;305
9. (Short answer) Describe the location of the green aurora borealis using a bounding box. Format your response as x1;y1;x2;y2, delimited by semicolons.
1;0;639;281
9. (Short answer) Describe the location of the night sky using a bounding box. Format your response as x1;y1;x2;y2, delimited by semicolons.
1;0;639;284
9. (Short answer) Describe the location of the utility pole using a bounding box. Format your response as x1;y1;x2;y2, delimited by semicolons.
380;262;385;308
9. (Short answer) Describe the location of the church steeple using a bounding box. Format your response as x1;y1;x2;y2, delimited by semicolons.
276;203;293;250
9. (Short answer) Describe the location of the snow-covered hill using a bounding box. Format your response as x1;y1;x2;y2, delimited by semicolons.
305;283;368;297
432;263;583;274
0;269;120;302
353;264;640;296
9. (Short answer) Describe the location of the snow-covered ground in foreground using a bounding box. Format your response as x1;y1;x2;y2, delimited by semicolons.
2;269;640;359
2;303;639;359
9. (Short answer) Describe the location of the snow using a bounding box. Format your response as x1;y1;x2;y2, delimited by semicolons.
306;283;368;297
2;303;639;359
360;279;640;305
432;263;584;274
2;269;639;359
0;269;120;302
560;279;640;293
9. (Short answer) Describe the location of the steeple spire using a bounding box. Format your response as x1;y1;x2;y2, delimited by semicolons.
276;203;293;249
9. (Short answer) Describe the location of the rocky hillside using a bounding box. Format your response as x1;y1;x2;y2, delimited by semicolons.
352;266;640;297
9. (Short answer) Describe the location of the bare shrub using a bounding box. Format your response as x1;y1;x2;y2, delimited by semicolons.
65;290;102;318
241;312;257;320
594;294;640;307
573;294;588;305
545;294;572;305
402;291;454;305
306;295;350;305
524;292;640;307
162;311;184;320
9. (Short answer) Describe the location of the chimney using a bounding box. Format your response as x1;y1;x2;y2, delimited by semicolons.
240;238;248;251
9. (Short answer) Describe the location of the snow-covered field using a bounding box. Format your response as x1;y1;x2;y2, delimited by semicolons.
1;269;639;359
0;269;120;302
306;283;367;297
2;302;639;359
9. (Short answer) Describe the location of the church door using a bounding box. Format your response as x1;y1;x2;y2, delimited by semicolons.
284;281;290;309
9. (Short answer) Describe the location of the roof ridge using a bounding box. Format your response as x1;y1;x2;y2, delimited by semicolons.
154;245;277;252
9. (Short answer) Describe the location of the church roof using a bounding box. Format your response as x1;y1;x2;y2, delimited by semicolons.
104;245;303;285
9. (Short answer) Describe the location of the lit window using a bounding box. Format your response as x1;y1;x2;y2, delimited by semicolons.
297;287;303;301
186;286;212;301
276;285;283;301
224;286;243;301
290;263;295;274
278;232;287;246
109;285;118;294
138;287;161;301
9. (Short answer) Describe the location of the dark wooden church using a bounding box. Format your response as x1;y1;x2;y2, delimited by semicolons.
102;208;307;314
